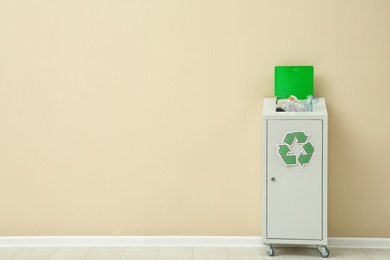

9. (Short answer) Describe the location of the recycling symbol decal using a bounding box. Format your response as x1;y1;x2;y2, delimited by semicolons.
277;131;315;168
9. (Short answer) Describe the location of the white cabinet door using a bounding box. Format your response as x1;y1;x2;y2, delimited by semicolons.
266;119;323;240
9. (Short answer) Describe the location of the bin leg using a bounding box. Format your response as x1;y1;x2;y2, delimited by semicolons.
266;244;275;256
317;245;329;258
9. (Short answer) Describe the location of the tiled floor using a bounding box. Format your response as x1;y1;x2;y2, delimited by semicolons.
0;246;389;260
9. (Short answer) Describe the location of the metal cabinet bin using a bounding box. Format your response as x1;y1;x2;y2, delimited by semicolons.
262;97;329;258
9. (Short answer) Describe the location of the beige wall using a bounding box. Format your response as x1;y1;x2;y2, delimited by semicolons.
1;0;389;237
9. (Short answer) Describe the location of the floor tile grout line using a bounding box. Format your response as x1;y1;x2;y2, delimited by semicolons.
118;246;126;260
81;246;94;260
328;249;335;260
362;248;376;260
154;246;160;260
9;247;26;260
359;248;375;260
45;246;59;260
3;247;17;260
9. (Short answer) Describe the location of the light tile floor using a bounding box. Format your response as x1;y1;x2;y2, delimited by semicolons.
0;246;389;260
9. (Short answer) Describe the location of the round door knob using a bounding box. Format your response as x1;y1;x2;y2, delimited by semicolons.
271;177;276;182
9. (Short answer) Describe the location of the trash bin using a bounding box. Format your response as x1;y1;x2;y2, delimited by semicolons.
262;66;329;258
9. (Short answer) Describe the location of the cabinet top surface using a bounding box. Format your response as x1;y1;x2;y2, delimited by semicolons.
263;97;327;118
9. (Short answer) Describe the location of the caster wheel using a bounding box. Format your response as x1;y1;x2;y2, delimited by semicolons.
266;244;275;256
318;246;329;258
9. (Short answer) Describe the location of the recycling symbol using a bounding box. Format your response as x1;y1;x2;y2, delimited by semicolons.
277;131;315;168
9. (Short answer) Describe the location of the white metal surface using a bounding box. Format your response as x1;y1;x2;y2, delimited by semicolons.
262;98;328;247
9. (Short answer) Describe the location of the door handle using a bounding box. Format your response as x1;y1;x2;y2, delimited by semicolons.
271;177;276;182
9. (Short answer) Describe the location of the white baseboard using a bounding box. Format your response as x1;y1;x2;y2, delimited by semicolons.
0;236;389;248
0;236;261;247
328;237;390;248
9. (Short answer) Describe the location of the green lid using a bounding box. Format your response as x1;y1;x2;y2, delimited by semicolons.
274;66;314;100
